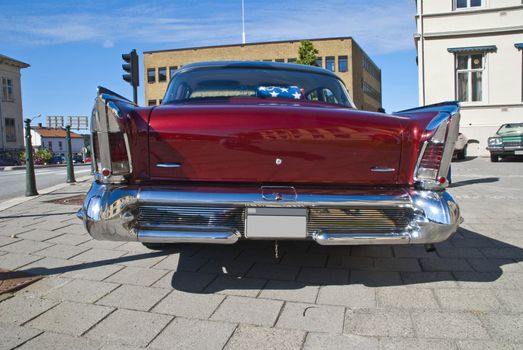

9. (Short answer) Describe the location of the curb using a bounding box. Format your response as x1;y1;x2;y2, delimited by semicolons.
0;163;91;172
0;175;92;213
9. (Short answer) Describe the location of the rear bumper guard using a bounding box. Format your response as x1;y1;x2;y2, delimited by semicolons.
77;182;460;245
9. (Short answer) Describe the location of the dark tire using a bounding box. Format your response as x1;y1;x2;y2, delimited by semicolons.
457;145;467;160
142;243;176;251
490;154;499;162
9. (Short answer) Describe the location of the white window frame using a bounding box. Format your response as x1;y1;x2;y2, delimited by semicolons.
455;53;488;105
5;118;16;142
453;0;485;11
1;77;14;101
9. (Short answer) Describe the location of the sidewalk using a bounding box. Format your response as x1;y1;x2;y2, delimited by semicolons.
0;158;522;349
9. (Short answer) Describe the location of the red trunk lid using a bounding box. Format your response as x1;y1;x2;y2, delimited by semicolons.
148;99;403;185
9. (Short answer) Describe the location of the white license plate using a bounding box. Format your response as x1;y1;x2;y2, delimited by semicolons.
245;208;307;239
515;150;523;155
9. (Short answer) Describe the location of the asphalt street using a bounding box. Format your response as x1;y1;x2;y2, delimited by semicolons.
0;165;92;202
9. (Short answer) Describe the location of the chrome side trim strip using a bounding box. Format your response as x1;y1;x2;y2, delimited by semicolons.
156;163;182;168
370;167;396;172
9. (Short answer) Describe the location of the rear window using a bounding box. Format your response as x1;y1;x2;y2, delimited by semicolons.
163;67;354;108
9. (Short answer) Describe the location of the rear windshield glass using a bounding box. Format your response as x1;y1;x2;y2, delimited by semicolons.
163;67;354;108
497;123;523;135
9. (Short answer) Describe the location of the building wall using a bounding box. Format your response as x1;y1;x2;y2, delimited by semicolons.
416;0;523;155
143;37;382;111
39;137;84;156
0;62;26;150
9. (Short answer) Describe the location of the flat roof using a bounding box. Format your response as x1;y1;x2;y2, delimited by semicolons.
143;36;354;54
143;36;380;72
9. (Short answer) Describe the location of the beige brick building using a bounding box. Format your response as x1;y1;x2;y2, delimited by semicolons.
143;37;382;111
0;54;29;153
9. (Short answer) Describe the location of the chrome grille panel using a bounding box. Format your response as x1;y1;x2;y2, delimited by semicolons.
308;207;414;234
138;205;245;233
503;141;522;148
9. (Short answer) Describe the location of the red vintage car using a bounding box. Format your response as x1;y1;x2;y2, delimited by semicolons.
78;61;460;250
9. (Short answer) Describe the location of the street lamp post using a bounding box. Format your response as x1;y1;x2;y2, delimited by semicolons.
65;125;76;183
24;119;38;196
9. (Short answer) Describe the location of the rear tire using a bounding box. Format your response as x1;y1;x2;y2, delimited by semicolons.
142;243;176;251
490;154;499;162
457;145;467;160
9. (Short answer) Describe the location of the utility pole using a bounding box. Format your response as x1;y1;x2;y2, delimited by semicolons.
241;0;246;44
24;119;38;196
65;125;76;183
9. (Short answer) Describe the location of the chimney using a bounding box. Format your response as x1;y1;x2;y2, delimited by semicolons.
38;123;42;128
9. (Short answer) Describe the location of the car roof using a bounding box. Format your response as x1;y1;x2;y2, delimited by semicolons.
175;61;341;80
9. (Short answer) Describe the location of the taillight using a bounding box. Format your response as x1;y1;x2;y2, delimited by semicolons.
92;132;101;173
91;88;133;183
414;115;450;188
108;132;130;175
417;143;444;180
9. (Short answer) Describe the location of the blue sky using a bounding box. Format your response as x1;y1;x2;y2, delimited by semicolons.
1;0;418;126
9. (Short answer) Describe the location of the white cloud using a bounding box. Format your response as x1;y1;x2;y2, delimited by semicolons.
103;39;114;48
0;0;415;54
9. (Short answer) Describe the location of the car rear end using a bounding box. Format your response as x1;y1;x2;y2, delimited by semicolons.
78;63;461;246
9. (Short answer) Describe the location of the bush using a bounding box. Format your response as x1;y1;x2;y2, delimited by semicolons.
19;148;54;165
36;149;53;164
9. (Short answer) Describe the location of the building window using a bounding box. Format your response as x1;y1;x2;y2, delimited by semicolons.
158;67;167;82
363;82;381;102
147;68;156;83
275;59;285;63
262;59;272;62
1;78;13;101
315;57;323;68
362;57;380;80
169;66;178;79
326;56;335;72
456;53;484;102
159;99;163;104
455;0;482;9
148;100;156;106
287;58;296;63
338;56;348;72
5;118;16;142
48;140;53;150
58;141;63;151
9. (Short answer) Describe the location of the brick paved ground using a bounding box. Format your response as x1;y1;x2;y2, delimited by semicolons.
0;157;522;350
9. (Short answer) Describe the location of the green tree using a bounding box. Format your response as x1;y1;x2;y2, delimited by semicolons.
296;40;319;66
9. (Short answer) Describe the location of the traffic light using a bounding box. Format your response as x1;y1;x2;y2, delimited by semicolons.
122;49;139;103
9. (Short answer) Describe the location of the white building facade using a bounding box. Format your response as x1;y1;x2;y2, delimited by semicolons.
0;54;29;152
415;0;523;155
28;126;85;156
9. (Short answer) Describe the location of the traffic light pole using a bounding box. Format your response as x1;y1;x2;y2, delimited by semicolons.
133;85;137;104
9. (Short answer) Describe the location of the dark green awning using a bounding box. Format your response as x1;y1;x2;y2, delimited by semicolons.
447;45;497;54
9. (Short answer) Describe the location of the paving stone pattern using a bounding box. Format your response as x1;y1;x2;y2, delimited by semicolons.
0;158;522;349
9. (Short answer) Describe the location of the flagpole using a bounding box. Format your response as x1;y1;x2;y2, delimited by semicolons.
241;0;246;44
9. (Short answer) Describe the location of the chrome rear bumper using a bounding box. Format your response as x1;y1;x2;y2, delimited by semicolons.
77;182;460;245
